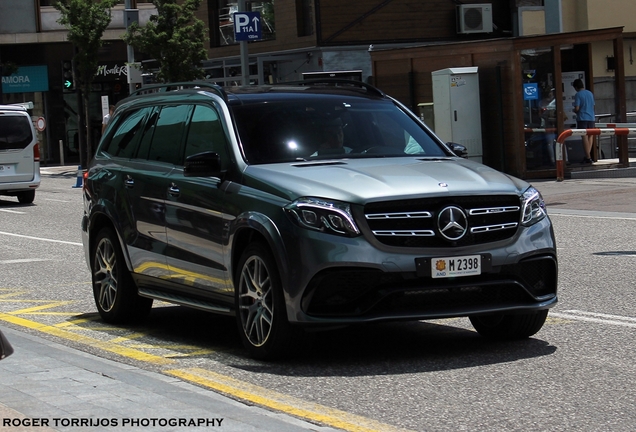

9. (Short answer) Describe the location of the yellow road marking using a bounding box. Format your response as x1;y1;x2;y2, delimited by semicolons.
54;317;101;327
0;312;173;365
110;332;150;343
0;291;29;299
1;291;407;430
8;301;74;315
167;368;413;432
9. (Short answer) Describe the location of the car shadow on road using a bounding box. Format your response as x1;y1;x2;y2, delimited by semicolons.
74;305;557;376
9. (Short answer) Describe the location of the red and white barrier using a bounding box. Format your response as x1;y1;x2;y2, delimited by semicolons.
555;127;636;181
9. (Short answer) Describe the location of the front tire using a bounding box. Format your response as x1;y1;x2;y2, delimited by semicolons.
235;242;295;360
91;227;152;323
469;310;549;339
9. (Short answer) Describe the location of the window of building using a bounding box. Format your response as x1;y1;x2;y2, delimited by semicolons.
296;0;313;37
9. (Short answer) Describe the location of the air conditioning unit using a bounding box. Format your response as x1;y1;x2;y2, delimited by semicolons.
457;4;493;34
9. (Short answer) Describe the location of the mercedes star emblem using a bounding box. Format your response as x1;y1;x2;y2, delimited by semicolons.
438;206;468;241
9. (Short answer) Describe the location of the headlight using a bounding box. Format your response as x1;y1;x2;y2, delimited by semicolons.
284;197;360;236
521;187;547;226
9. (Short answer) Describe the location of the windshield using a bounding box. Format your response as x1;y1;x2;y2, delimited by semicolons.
232;96;448;164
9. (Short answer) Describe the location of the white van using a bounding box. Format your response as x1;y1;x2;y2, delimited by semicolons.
0;105;40;204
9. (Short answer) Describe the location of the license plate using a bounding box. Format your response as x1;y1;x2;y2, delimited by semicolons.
431;255;481;278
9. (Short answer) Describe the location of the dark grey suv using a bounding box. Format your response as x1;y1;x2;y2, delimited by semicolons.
81;80;557;359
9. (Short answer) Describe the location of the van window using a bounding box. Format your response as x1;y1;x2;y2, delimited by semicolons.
147;105;191;164
0;115;33;150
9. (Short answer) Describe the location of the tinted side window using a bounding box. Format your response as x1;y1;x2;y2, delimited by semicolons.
184;105;229;165
147;105;191;165
0;114;33;150
102;108;150;158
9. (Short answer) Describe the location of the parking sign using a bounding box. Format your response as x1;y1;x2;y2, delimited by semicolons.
233;12;262;41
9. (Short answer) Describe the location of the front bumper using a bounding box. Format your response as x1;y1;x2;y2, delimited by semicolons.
282;216;558;324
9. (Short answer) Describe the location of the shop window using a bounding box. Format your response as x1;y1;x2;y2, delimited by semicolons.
521;47;557;170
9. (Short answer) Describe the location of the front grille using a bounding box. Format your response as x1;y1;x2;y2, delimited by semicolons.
302;255;557;318
363;195;521;247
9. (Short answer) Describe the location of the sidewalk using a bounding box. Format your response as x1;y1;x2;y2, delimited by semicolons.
0;328;338;432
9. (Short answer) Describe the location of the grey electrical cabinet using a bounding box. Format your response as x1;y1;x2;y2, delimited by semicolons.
432;67;483;163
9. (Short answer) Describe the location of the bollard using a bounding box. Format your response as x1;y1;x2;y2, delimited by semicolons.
555;140;564;182
72;165;83;188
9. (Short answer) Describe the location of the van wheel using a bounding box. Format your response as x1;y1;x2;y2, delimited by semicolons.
235;242;295;360
91;228;152;323
469;310;549;339
17;190;35;204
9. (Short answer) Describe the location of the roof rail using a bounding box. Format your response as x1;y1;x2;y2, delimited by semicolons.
128;81;228;101
284;78;385;97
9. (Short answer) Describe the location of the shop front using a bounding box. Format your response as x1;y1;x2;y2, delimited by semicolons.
370;27;627;179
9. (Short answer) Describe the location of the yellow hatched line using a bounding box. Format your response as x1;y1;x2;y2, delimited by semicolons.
54;317;101;327
8;301;74;315
0;291;30;299
167;368;413;432
0;312;173;365
110;332;150;343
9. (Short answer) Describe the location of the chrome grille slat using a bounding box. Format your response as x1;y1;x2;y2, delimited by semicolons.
366;211;432;220
372;230;435;237
471;222;518;234
468;206;519;215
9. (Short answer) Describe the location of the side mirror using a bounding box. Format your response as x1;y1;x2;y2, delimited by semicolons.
184;151;222;178
0;329;14;360
448;142;468;158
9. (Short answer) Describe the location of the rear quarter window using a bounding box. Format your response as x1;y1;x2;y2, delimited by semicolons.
0;114;33;150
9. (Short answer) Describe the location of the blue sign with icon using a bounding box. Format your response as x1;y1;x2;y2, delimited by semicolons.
523;83;539;101
233;12;262;41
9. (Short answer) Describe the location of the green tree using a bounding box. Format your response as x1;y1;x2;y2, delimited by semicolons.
123;0;208;83
55;0;118;167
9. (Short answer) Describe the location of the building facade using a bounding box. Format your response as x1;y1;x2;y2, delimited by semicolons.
1;0;634;177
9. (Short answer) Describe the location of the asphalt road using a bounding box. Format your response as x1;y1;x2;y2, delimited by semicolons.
1;172;635;431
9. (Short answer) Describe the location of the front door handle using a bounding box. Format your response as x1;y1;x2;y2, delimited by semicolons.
168;182;180;197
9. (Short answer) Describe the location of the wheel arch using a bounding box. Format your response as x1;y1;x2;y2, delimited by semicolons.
87;209;134;272
230;212;290;293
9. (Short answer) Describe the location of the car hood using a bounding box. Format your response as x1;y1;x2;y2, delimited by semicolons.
243;157;529;203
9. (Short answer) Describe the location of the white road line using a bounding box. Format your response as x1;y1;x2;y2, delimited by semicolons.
0;209;25;214
551;310;636;329
562;310;636;323
0;258;53;264
45;198;70;203
549;213;636;221
0;231;82;246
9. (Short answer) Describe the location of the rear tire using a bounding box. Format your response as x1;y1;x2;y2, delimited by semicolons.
17;190;35;204
235;242;295;360
469;310;549;339
91;227;153;323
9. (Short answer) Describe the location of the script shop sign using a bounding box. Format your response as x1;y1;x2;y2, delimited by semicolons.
93;62;128;83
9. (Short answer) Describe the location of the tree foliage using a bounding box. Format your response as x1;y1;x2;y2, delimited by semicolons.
123;0;208;83
54;0;118;166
